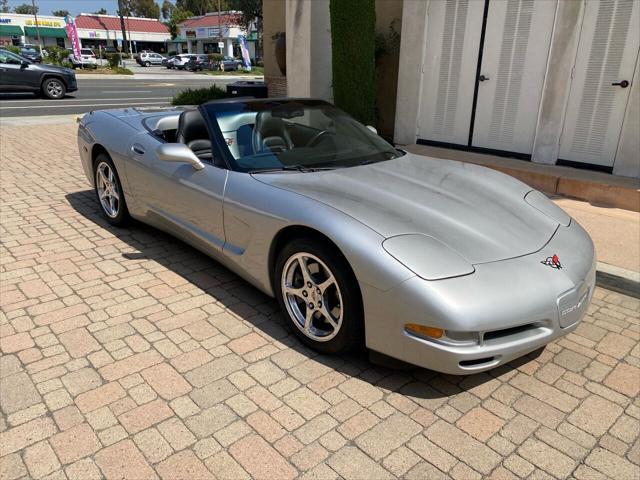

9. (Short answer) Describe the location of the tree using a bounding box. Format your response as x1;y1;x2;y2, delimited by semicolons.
94;8;108;14
13;3;38;14
228;0;260;30
121;0;161;18
52;9;69;17
0;0;9;13
175;0;230;16
161;0;174;20
164;5;193;39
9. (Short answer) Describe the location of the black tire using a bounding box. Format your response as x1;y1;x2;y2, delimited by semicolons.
93;153;130;226
275;237;363;355
41;77;66;99
145;61;151;67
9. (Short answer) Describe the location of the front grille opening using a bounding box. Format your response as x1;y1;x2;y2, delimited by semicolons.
460;357;495;368
484;323;539;342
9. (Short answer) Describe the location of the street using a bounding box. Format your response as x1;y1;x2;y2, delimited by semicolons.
0;74;252;116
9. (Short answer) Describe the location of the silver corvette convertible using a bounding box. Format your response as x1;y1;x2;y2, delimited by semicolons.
77;98;596;374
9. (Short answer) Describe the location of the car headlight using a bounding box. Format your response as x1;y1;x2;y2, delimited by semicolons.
524;190;570;226
382;234;475;281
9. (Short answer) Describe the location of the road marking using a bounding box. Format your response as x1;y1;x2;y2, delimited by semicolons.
0;97;170;104
100;90;153;93
0;101;171;110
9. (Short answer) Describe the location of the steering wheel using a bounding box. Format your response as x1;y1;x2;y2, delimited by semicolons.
306;129;335;147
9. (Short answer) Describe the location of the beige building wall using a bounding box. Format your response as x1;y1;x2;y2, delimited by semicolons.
263;0;287;97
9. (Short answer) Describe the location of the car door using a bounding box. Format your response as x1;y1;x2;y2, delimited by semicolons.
125;129;228;256
0;50;38;91
153;54;163;65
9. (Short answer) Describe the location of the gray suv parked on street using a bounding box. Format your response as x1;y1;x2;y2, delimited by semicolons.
0;48;77;99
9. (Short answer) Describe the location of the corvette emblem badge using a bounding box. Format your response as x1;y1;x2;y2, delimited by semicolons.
541;254;562;269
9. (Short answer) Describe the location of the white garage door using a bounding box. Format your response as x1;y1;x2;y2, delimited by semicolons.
559;0;640;168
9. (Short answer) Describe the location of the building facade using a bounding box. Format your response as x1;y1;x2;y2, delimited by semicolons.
75;14;170;53
0;13;70;48
0;12;171;53
265;0;639;180
175;12;256;59
395;0;639;179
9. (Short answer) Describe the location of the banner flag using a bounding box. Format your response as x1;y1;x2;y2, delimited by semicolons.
64;16;81;59
237;35;252;71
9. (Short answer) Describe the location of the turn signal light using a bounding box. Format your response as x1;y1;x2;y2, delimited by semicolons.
405;324;444;339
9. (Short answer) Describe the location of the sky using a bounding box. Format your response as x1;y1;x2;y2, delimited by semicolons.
6;0;123;16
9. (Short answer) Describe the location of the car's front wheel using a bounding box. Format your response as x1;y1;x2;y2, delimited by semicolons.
93;153;130;226
275;238;363;354
42;78;66;99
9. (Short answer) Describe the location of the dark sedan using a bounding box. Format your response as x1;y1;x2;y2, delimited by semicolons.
19;47;42;63
220;55;244;71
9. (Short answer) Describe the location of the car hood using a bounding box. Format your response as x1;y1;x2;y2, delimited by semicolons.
254;153;560;265
34;63;74;75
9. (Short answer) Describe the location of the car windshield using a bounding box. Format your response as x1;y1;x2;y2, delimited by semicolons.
201;99;404;173
0;50;27;64
81;49;93;55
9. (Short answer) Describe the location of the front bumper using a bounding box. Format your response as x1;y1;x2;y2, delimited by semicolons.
363;220;596;374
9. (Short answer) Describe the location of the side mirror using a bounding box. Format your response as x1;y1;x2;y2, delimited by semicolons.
20;60;29;69
156;143;204;171
366;125;378;135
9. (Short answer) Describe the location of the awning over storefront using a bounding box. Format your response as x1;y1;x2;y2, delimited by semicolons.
0;25;24;36
168;36;186;43
24;26;67;38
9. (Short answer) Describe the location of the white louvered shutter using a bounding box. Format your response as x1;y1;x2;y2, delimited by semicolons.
471;0;557;154
417;0;484;145
559;0;640;167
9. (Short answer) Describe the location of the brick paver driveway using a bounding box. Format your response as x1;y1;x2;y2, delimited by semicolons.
1;123;639;480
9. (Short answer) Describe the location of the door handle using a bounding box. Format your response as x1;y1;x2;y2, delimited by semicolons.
131;144;146;155
611;80;629;88
479;74;490;82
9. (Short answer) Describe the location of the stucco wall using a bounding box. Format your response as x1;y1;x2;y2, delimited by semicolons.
530;2;583;165
393;0;428;145
285;0;332;100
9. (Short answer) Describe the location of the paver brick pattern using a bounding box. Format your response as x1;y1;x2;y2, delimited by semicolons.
0;123;639;479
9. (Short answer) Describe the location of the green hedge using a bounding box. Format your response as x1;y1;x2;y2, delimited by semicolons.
330;0;376;125
172;85;230;105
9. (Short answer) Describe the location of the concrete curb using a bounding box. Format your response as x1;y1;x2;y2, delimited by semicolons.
596;262;640;298
74;74;264;81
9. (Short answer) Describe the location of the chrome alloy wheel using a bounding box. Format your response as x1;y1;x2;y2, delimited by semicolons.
281;252;344;342
46;80;64;98
96;162;120;218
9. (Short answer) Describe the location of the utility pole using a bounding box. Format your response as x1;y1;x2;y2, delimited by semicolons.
217;0;222;54
31;0;42;55
117;0;129;55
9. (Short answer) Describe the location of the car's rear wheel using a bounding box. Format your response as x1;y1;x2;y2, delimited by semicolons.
145;61;151;67
93;153;130;226
42;78;66;99
275;238;363;354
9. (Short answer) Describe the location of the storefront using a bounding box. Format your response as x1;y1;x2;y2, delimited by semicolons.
178;12;256;59
0;13;70;48
75;14;170;53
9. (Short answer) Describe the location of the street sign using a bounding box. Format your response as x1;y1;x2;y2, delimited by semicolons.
218;41;224;50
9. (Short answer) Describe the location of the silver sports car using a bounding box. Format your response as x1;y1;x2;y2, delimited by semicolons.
77;98;596;374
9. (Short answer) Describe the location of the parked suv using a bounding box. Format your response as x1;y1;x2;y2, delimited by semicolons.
67;48;98;69
137;51;165;67
0;48;77;99
171;54;195;70
186;54;210;71
220;55;244;71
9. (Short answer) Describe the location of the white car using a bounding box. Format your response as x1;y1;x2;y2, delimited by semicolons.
68;48;97;69
170;54;195;70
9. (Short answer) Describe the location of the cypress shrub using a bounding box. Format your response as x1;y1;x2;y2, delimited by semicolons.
329;0;376;125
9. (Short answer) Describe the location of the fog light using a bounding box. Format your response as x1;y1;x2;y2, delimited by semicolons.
405;324;444;339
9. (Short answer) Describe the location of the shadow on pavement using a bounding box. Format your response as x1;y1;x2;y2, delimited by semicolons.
66;189;541;401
